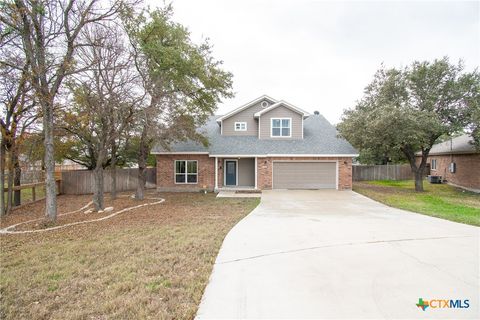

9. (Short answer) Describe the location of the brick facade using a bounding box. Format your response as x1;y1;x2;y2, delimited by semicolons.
156;155;353;191
156;154;215;192
421;154;480;190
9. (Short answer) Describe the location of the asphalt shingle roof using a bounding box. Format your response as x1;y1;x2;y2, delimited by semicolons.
153;114;357;156
418;134;478;155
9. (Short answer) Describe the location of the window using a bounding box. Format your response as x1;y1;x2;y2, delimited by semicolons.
431;159;437;170
235;122;247;131
175;160;198;184
271;118;291;137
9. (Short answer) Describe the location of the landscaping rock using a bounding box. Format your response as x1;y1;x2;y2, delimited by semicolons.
104;207;114;212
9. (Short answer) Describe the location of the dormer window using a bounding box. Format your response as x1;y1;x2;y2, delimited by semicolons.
271;118;291;137
235;122;247;131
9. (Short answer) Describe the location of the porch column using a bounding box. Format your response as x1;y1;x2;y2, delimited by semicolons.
254;157;258;189
214;157;218;190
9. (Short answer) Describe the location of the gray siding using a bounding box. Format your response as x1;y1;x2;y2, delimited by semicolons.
222;100;272;136
238;158;255;186
259;105;303;139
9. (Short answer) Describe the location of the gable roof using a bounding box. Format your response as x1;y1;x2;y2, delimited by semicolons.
253;100;310;118
216;95;277;123
418;134;478;156
152;114;358;156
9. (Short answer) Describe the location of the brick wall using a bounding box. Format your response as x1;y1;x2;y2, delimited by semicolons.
257;157;353;190
423;153;480;190
156;154;215;192
156;155;354;191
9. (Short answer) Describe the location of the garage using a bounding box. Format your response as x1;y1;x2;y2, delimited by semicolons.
272;161;337;189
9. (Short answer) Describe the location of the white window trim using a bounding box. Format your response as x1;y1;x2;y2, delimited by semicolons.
271;117;292;138
431;159;437;170
234;122;247;131
174;160;198;184
223;159;238;186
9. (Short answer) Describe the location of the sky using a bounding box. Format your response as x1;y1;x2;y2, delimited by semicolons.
146;0;479;124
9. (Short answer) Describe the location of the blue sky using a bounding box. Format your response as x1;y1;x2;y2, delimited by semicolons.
147;0;479;124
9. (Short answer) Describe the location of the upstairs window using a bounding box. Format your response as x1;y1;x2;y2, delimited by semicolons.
175;160;198;184
271;118;291;137
235;122;247;131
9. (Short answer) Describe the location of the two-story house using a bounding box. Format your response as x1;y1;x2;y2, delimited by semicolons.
152;95;358;191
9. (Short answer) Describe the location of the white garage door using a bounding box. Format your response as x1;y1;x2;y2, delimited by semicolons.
272;162;337;189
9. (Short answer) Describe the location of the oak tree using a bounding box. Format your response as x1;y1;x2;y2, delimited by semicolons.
338;58;479;191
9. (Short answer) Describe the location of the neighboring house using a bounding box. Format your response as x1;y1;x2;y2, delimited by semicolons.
152;95;358;192
416;134;480;191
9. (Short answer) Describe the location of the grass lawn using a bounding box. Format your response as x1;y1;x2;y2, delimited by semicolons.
0;191;259;319
354;180;480;226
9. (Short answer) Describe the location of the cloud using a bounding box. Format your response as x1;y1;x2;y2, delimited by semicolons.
147;0;479;124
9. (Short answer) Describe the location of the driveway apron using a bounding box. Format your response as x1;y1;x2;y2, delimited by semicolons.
196;190;479;319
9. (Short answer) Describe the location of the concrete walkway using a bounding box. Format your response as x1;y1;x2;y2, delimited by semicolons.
196;190;479;319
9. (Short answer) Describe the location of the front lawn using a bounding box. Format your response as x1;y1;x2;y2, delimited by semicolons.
353;180;480;226
0;192;259;319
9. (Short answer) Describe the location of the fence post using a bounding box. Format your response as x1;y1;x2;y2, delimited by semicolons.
32;186;36;202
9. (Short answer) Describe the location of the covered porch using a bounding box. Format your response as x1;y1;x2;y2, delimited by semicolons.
214;157;258;191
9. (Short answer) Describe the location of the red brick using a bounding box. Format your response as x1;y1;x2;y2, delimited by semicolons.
157;155;353;191
420;154;480;190
156;154;215;192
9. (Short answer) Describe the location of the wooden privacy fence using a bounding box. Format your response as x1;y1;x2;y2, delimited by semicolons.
353;164;413;181
61;168;156;195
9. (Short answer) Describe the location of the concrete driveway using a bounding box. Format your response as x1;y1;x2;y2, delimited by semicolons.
196;190;479;319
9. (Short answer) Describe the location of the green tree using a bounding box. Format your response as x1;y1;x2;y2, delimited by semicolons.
124;6;233;199
465;74;480;149
338;58;479;191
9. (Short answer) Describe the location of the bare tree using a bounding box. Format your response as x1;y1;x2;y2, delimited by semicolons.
62;25;140;211
0;0;130;221
0;39;38;215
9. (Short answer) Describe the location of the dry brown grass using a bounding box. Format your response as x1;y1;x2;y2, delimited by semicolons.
0;191;259;319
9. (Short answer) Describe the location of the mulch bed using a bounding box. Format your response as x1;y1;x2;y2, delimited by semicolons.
0;192;162;232
0;191;254;243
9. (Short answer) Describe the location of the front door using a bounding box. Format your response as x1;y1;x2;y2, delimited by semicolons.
225;160;237;186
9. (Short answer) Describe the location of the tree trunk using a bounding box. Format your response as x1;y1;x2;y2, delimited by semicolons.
403;146;427;192
110;142;117;200
0;139;5;216
93;149;106;211
6;149;14;214
414;170;424;192
13;151;21;206
44;99;57;221
135;128;148;200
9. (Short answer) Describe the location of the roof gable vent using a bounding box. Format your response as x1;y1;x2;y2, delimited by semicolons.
261;101;269;108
